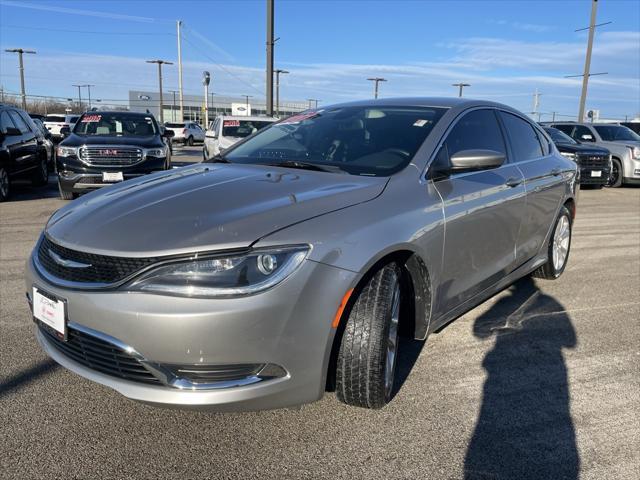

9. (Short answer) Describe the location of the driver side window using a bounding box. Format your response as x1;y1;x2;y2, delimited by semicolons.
445;109;506;158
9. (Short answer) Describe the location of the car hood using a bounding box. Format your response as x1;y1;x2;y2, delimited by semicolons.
598;140;640;149
45;164;387;257
61;134;162;147
556;143;610;155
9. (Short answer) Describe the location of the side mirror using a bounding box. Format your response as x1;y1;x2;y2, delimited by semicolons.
60;126;71;137
580;134;594;142
205;131;217;139
4;126;22;136
449;149;505;172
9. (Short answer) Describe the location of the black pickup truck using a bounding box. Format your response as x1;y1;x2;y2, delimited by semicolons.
543;126;611;188
56;111;174;199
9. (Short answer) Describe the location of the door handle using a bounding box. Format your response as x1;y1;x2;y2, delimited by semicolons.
551;168;562;176
505;177;522;188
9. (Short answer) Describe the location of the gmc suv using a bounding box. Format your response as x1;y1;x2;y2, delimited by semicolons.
56;111;174;199
547;122;640;187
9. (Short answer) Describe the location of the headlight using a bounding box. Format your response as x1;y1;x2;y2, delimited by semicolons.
631;146;640;159
144;146;168;158
127;246;309;297
560;152;577;161
56;146;77;157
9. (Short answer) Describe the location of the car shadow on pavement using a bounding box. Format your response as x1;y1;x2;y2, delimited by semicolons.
464;277;579;480
0;359;59;398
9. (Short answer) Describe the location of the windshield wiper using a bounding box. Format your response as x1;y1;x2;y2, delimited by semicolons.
267;160;346;174
208;154;230;164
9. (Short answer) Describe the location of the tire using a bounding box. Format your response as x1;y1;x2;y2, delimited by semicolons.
187;136;194;146
32;155;49;186
0;167;10;202
58;179;74;200
336;263;402;409
532;205;572;280
607;158;623;188
203;148;208;161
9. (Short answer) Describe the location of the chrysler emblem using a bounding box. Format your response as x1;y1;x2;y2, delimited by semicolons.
48;249;92;269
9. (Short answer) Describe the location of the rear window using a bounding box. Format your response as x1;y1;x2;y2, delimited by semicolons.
45;115;65;123
165;123;185;128
222;120;275;138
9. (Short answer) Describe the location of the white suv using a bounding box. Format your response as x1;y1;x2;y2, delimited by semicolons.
164;122;205;146
204;116;277;160
43;114;79;140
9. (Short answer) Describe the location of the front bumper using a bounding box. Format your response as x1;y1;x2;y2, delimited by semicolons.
26;254;356;411
56;154;166;192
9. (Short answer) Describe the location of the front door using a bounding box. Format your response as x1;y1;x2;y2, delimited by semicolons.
431;109;526;317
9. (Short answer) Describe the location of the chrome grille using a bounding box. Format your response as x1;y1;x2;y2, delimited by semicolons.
39;323;161;385
79;146;143;166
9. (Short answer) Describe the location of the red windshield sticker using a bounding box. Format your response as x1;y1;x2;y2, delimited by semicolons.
280;111;318;124
81;115;101;123
223;120;240;127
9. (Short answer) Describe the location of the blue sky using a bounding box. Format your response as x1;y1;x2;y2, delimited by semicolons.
0;0;639;120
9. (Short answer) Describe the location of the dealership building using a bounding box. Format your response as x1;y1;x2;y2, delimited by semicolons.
128;90;308;124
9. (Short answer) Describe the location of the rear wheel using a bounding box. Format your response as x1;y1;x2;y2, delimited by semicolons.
336;263;401;409
532;205;572;280
0;167;10;202
32;155;49;186
187;136;194;146
607;158;623;188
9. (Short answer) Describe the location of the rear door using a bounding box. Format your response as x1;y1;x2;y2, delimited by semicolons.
0;111;23;174
431;108;526;316
499;111;566;264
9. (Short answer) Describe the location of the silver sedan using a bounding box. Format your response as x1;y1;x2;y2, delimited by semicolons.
26;98;578;410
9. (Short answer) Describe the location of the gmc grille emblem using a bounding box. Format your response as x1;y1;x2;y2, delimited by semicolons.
99;149;118;156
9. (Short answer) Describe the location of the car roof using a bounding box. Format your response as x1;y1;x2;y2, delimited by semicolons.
323;97;514;110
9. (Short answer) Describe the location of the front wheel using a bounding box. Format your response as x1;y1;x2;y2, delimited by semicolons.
607;158;623;188
336;263;401;409
532;205;572;280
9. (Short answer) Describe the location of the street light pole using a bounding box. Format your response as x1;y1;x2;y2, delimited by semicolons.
274;69;289;117
452;82;471;97
367;77;387;99
72;84;83;112
86;84;94;109
177;20;184;122
168;90;178;122
202;71;211;129
5;48;36;110
146;59;173;123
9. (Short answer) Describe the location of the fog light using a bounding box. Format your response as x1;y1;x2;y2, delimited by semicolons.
257;254;277;275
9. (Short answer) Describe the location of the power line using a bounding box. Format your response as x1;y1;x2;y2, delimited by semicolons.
0;24;175;36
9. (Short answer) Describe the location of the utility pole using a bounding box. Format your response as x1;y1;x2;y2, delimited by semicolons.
274;69;289;117
168;90;178;121
452;82;471;97
72;84;83;112
552;111;557;122
146;60;173;123
86;84;94;109
5;48;36;110
266;0;275;116
202;71;211;129
367;77;387;99
532;89;542;121
177;20;185;122
242;95;253;115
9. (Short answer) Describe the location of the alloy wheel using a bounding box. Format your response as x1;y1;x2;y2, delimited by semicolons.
384;281;401;399
552;215;571;271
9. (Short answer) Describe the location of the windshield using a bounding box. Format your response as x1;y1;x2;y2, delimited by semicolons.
73;113;158;136
222;120;274;138
544;127;577;145
45;115;65;123
221;106;447;176
594;125;640;142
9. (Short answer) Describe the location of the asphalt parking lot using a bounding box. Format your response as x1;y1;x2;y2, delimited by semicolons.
1;155;639;479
